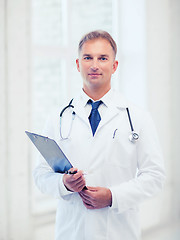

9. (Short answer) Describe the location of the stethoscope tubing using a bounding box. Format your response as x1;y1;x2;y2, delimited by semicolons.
126;108;134;132
60;99;74;117
60;99;75;139
59;99;139;142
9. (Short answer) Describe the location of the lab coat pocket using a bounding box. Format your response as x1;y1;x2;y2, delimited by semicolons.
102;133;137;186
107;208;140;240
105;133;137;168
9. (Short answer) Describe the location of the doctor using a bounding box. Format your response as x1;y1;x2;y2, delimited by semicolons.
33;30;165;240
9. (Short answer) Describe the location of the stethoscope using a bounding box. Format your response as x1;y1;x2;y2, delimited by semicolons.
126;108;139;142
59;99;75;140
59;99;139;143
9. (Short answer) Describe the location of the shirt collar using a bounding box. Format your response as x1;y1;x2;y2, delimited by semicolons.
80;89;91;107
80;88;114;106
79;88;129;109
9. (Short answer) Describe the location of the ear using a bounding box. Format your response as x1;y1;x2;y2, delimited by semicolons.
76;59;80;72
112;60;118;74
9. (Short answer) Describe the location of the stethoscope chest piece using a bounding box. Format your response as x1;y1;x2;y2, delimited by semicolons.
126;107;139;143
59;100;140;142
129;131;139;143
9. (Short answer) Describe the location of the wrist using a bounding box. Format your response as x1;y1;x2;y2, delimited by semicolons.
108;189;112;207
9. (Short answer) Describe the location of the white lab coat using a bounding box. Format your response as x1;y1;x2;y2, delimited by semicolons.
33;89;165;240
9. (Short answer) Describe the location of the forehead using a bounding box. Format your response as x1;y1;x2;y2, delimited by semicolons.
80;38;114;56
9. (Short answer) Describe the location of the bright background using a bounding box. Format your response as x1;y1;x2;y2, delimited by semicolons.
0;0;180;239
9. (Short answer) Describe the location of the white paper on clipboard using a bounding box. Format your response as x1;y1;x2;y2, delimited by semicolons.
25;131;73;173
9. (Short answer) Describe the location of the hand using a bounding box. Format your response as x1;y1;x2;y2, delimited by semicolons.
79;186;112;209
63;168;86;192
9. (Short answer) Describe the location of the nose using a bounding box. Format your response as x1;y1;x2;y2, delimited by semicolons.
90;59;99;71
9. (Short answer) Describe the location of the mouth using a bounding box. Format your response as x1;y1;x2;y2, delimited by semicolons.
88;73;102;77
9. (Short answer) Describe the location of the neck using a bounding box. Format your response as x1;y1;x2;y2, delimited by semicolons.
83;86;111;101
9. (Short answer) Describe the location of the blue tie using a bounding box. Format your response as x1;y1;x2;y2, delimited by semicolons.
88;100;102;136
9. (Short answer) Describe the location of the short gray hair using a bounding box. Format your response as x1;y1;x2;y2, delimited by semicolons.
78;30;117;57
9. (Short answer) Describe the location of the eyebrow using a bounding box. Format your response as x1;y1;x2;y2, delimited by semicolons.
82;54;91;57
82;54;109;57
99;54;109;58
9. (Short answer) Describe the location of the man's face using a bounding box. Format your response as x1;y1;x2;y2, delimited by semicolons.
76;38;118;95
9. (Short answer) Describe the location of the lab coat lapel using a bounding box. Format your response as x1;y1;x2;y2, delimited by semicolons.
98;91;129;131
98;104;120;130
72;90;129;131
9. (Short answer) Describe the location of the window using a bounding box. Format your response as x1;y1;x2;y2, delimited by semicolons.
31;0;116;215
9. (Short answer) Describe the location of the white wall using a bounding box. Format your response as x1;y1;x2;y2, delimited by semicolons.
170;0;180;223
0;0;32;239
141;0;172;232
142;0;180;238
0;0;8;236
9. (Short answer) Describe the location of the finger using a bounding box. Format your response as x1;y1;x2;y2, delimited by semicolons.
66;173;85;184
76;182;86;192
79;190;95;199
72;175;86;187
79;190;90;199
82;202;94;209
75;178;86;188
81;196;93;205
85;186;98;191
70;171;85;182
79;192;89;200
65;168;78;174
79;193;96;206
82;198;92;206
65;169;84;181
68;177;86;192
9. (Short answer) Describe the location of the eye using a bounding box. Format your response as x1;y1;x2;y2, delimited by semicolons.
100;57;108;61
84;56;92;60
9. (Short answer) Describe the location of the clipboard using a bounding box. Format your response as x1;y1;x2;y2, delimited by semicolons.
25;131;73;173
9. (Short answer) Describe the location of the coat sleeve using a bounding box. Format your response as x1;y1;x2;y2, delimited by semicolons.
33;111;74;199
109;112;166;213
